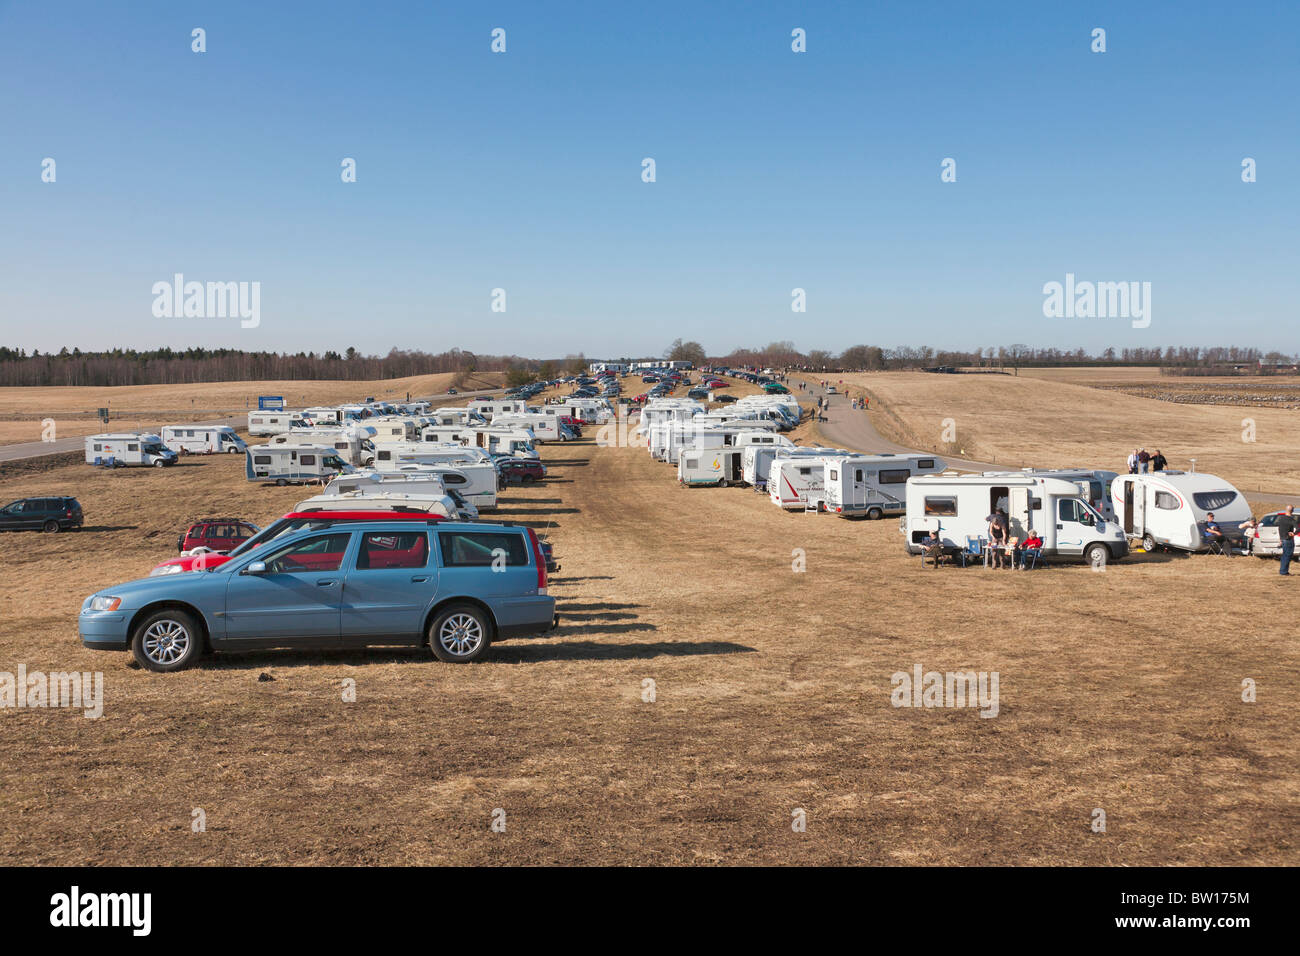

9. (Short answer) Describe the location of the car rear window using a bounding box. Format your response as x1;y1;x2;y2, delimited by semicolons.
357;532;430;570
438;531;528;567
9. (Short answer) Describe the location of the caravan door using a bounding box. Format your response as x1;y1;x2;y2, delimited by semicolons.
1008;487;1031;539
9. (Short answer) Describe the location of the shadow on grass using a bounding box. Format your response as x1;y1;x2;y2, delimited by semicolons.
492;639;756;663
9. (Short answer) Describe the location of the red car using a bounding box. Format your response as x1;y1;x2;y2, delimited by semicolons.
558;415;585;436
176;517;260;555
706;379;728;388
150;509;442;576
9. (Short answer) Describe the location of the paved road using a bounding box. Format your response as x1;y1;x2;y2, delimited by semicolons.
0;387;503;463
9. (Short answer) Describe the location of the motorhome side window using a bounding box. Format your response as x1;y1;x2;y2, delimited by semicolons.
93;444;102;451
438;531;528;567
918;459;935;469
378;450;391;461
924;496;957;516
128;443;138;451
301;454;316;465
798;467;812;476
854;469;864;482
879;469;910;484
254;455;271;464
1154;491;1179;510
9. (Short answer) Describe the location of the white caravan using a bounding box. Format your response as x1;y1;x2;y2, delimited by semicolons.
372;441;492;470
768;456;846;510
467;399;529;421
85;433;178;468
336;462;497;511
423;407;489;428
247;410;307;436
245;444;353;485
365;417;422;444
302;406;345;425
493;413;570;443
268;426;376;467
660;421;781;464
160;424;247;455
294;490;458;520
741;445;845;491
421;425;536;458
903;473;1127;565
824;454;948;518
321;471;480;519
1110;471;1251;552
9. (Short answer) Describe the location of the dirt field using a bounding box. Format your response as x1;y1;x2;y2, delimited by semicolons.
828;371;1300;496
1;385;1296;865
0;371;505;445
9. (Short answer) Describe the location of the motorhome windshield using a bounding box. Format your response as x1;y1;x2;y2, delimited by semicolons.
325;456;347;469
143;442;166;455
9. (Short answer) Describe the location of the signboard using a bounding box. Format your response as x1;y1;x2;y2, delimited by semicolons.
258;395;285;410
97;407;109;424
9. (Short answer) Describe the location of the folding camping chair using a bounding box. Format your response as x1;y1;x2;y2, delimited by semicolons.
1019;544;1043;570
1201;524;1233;557
962;535;984;569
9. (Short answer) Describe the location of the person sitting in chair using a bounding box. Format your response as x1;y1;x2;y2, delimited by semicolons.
921;529;943;568
1203;513;1230;556
1018;532;1044;569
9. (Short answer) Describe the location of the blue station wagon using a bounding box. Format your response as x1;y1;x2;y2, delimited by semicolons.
79;520;557;670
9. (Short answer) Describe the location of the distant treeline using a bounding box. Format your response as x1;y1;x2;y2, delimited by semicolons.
0;347;574;387
0;343;1294;387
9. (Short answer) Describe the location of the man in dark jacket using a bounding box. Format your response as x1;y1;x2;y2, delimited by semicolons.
1277;507;1297;576
1150;449;1167;471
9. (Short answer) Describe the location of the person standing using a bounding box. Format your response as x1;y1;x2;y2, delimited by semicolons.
1277;506;1297;576
1151;449;1167;472
1138;448;1150;473
1126;449;1139;474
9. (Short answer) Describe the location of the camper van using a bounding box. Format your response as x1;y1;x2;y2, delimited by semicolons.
985;469;1119;521
245;444;354;485
372;442;491;470
247;410;307;436
903;473;1128;565
467;399;529;421
160;424;247;456
320;472;479;519
768;456;846;510
1111;471;1251;552
335;463;497;511
365;417;421;445
294;489;459;519
85;433;178;468
269;426;376;467
302;406;345;426
493;413;573;443
742;445;845;492
824;454;947;518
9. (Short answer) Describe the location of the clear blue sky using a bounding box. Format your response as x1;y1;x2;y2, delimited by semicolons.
1;0;1295;358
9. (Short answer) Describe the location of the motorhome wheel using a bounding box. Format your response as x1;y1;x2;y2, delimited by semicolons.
867;507;883;520
1085;543;1109;568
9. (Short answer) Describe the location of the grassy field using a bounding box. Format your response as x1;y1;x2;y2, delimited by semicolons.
0;371;505;445
829;371;1300;496
0;376;1296;865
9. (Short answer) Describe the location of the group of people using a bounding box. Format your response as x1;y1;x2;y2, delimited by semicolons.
1125;447;1167;473
919;509;1045;570
1229;506;1298;574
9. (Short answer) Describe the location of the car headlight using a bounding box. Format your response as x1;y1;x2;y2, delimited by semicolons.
89;596;122;611
149;564;185;576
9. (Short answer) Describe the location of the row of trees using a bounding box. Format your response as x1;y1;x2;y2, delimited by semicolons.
0;343;1294;387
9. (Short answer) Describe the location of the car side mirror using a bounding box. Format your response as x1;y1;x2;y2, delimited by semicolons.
243;561;267;575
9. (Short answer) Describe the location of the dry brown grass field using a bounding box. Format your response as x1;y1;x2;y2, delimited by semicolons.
0;373;1296;865
0;371;505;445
831;371;1300;496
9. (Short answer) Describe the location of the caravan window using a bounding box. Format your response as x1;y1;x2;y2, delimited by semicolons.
918;459;935;470
1193;491;1238;511
378;450;392;461
854;469;864;482
127;443;139;451
880;469;910;484
301;454;316;466
798;467;812;476
829;469;838;481
254;455;271;464
924;496;957;516
1154;491;1180;510
93;444;102;451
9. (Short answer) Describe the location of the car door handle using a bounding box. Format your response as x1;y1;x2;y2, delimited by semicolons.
317;579;337;587
410;575;430;583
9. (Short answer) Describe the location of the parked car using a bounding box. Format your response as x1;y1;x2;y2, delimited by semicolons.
826;386;838;394
1250;511;1291;557
83;520;558;670
177;518;261;554
446;387;458;394
149;509;443;576
0;496;83;533
714;394;738;403
764;382;790;394
497;458;547;486
706;379;727;388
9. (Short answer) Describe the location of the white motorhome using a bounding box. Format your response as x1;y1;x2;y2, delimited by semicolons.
245;444;353;485
824;454;948;518
1111;471;1251;552
321;472;479;519
160;424;247;455
372;441;492;470
294;490;458;519
421;425;536;458
339;461;498;510
247;410;308;436
982;468;1119;521
365;417;422;444
85;433;178;468
742;445;845;491
903;473;1127;565
768;456;846;510
468;399;529;421
659;421;781;464
302;406;345;425
269;426;376;467
423;407;489;428
493;413;571;443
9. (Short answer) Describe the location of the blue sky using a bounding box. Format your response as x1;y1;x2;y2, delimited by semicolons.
1;0;1296;358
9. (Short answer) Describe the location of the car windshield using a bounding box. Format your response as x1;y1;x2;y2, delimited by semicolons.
225;517;331;560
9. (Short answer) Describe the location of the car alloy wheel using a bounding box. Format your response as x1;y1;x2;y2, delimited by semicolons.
439;613;484;658
142;618;192;666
